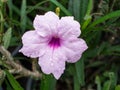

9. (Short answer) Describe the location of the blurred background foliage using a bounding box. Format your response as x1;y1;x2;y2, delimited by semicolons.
0;0;120;90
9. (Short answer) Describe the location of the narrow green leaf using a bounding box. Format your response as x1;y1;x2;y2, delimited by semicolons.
27;0;49;14
73;0;80;20
95;76;101;90
82;0;93;30
115;85;120;90
13;5;20;15
86;61;103;68
103;72;116;90
75;57;85;86
97;42;108;55
88;10;120;28
5;70;24;90
107;45;120;53
74;74;80;90
5;79;13;90
7;0;13;18
82;15;92;30
40;74;56;90
68;0;88;22
86;0;93;15
50;0;71;16
108;72;117;89
103;80;111;90
3;27;12;49
20;0;27;33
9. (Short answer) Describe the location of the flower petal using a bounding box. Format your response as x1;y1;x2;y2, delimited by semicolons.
19;44;46;58
58;17;81;38
38;47;66;79
63;37;88;63
33;11;59;37
19;31;48;58
21;30;48;45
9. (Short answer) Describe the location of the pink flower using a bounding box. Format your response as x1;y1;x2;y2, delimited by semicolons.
19;11;88;79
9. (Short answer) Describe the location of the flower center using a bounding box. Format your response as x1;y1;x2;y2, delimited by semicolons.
48;36;61;48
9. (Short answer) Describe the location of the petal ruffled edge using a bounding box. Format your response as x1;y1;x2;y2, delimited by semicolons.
19;43;46;58
19;30;48;58
62;37;88;63
58;16;81;38
38;47;66;79
33;11;59;37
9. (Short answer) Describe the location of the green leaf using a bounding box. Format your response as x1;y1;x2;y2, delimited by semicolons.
13;5;20;15
27;0;49;14
97;42;108;55
3;27;12;49
82;0;93;30
74;74;80;90
50;0;71;16
5;70;24;90
95;76;101;90
5;79;13;90
85;0;93;15
88;10;120;28
103;80;111;90
107;45;120;53
103;72;116;90
108;72;117;89
40;74;56;90
68;0;88;22
86;61;103;68
75;57;85;86
7;0;13;18
20;0;27;33
115;85;120;90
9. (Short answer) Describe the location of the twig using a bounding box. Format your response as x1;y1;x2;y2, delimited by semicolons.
32;58;38;72
0;45;42;78
98;0;103;9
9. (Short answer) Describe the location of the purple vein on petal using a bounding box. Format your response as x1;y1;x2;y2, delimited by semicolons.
48;36;61;49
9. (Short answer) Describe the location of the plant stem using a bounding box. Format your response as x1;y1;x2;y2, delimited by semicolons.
0;1;4;44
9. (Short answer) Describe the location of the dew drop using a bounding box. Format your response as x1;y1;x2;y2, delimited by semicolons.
51;62;54;66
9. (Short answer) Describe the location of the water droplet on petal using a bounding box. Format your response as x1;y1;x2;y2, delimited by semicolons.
51;62;54;66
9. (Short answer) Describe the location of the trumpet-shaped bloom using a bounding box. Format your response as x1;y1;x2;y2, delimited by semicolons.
19;11;88;79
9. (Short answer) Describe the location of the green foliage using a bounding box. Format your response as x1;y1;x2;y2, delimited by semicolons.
20;0;27;33
5;70;23;90
95;76;101;90
3;28;12;49
74;74;80;90
0;0;120;90
115;85;120;90
50;0;71;15
102;72;117;90
68;0;88;22
40;74;56;90
88;10;120;28
75;58;85;86
82;0;93;30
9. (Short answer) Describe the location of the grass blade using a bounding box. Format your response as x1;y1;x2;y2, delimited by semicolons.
115;85;120;90
27;0;49;14
95;76;101;90
50;0;71;16
68;0;88;22
75;57;85;86
7;0;13;18
3;27;12;49
74;74;80;90
88;10;120;28
40;74;56;90
20;0;27;33
82;0;93;30
5;70;24;90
